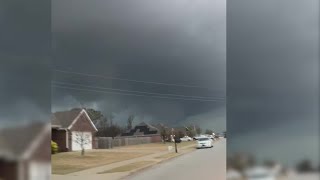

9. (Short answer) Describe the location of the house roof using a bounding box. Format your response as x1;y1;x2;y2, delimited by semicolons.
121;122;160;136
51;108;83;128
151;123;170;131
136;122;159;132
0;122;49;161
51;108;98;131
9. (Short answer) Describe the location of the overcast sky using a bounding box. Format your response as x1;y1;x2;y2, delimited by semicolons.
1;0;318;168
227;0;319;167
51;0;226;132
0;0;51;128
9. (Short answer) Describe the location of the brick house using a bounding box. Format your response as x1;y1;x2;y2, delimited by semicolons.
51;108;98;152
0;122;51;180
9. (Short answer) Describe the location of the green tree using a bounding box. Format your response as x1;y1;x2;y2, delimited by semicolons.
84;108;123;138
85;108;104;122
107;123;123;138
98;122;124;138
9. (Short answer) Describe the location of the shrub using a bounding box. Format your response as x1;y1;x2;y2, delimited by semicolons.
51;140;59;154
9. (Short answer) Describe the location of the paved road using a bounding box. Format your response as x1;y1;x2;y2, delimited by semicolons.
125;139;226;180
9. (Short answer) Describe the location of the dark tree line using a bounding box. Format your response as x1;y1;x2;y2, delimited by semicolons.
296;159;317;173
85;108;217;141
86;108;126;138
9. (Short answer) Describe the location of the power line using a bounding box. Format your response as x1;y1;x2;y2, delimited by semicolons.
52;81;225;100
52;85;225;102
54;69;215;90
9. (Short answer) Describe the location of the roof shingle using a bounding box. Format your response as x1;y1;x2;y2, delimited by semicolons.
51;108;83;128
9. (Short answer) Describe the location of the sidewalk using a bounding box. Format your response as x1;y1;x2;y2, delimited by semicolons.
52;143;197;180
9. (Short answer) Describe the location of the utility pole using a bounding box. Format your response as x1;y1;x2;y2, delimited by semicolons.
171;128;174;142
172;128;178;153
175;140;178;153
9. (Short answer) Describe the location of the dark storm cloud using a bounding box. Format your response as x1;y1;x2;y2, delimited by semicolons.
0;0;51;127
52;0;225;90
0;58;51;127
0;0;50;56
227;0;319;166
227;0;318;134
51;0;226;131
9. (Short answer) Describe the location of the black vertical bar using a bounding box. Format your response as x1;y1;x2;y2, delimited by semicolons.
175;141;178;153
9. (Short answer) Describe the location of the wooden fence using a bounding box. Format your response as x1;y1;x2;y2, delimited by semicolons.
93;134;162;149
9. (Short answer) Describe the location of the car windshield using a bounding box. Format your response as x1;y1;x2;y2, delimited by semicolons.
198;138;209;141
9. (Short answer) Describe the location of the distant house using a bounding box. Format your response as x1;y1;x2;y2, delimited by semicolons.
121;122;160;136
51;108;98;152
120;122;162;142
0;122;51;180
152;123;170;132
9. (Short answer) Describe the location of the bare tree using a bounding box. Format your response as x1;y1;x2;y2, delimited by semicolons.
205;129;213;135
127;114;135;130
185;126;195;137
196;126;202;135
174;130;185;138
73;131;92;156
159;125;169;144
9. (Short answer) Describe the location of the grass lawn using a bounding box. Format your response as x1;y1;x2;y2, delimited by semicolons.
52;141;196;175
154;152;181;159
52;151;149;175
97;161;155;174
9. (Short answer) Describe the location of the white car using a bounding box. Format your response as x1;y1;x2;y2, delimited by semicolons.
196;137;213;149
193;134;206;140
206;134;214;140
244;167;276;180
180;136;192;141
